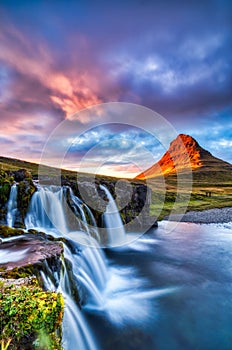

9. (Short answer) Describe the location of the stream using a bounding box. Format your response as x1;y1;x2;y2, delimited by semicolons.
3;185;232;350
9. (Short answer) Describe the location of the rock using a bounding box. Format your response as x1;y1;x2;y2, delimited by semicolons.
13;168;32;182
0;234;63;281
15;178;36;228
0;276;36;287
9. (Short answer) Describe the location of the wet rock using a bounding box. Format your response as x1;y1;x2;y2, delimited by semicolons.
15;178;36;228
0;234;63;281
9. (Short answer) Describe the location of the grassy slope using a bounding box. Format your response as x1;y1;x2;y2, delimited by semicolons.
147;169;232;220
0;156;123;183
1;155;232;220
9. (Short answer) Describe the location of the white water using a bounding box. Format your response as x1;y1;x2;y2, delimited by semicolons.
25;186;68;233
100;185;126;246
6;184;18;227
0;247;29;263
23;184;166;349
69;188;100;242
25;185;107;350
40;256;98;350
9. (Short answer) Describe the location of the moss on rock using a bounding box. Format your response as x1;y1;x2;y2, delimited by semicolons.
16;178;36;228
0;170;14;223
0;225;24;238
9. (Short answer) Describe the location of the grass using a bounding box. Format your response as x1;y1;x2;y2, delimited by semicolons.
1;155;232;221
0;156;121;183
150;185;232;220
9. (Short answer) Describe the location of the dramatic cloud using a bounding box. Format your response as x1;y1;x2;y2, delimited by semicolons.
0;0;231;175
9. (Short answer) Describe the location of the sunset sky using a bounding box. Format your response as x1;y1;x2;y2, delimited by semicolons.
0;0;231;177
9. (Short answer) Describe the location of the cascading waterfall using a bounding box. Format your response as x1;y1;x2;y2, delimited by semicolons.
100;185;126;245
25;186;68;233
69;188;100;241
40;252;98;350
7;182;162;350
6;183;18;227
25;184;109;350
64;237;108;309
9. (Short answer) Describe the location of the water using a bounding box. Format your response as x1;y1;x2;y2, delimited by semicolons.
94;221;232;350
25;186;67;233
25;185;107;349
100;185;126;246
6;184;232;350
6;183;18;227
69;188;100;241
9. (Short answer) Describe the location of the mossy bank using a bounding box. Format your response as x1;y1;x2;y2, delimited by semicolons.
0;226;65;350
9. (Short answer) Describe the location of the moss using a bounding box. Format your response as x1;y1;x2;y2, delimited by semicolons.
0;265;35;279
17;178;36;226
0;283;64;350
0;170;14;208
0;225;24;238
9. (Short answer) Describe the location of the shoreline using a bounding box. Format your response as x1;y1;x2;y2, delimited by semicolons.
166;206;232;224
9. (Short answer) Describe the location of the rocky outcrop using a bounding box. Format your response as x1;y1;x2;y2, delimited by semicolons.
0;230;63;283
0;169;36;227
0;170;14;224
15;177;36;228
69;177;157;231
0;227;64;350
13;168;32;182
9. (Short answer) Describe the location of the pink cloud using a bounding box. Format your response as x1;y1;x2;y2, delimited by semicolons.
0;23;103;121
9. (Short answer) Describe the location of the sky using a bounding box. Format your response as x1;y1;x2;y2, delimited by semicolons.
0;0;231;178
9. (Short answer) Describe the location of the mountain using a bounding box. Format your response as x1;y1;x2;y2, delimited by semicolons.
135;134;232;180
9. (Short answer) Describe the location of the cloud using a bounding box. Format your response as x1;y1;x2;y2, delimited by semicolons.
0;0;231;175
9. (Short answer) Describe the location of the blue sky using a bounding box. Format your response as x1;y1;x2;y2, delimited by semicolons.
0;0;231;177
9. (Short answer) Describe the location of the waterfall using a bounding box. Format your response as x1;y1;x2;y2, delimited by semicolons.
100;185;126;246
40;254;98;350
25;184;109;350
25;186;68;234
69;188;100;242
6;184;18;227
26;186;100;243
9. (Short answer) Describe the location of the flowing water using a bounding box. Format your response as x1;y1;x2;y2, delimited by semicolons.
4;185;232;350
6;183;18;227
100;185;126;246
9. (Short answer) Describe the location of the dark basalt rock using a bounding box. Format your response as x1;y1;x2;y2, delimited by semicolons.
15;178;36;228
63;176;157;230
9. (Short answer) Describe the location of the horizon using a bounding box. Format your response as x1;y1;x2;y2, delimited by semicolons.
0;1;231;177
1;131;231;180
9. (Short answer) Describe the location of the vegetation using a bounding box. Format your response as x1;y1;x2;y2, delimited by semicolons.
17;178;36;225
0;282;64;350
0;225;65;349
149;175;232;220
0;225;25;238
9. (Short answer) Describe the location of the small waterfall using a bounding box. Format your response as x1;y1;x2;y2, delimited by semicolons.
100;185;126;246
25;184;109;349
6;184;18;227
64;238;108;308
40;255;98;350
26;186;100;242
69;188;100;241
25;186;68;234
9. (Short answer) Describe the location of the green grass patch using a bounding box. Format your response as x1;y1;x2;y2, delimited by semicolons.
150;186;232;220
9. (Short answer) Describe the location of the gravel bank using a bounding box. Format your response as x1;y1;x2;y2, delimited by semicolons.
167;207;232;224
